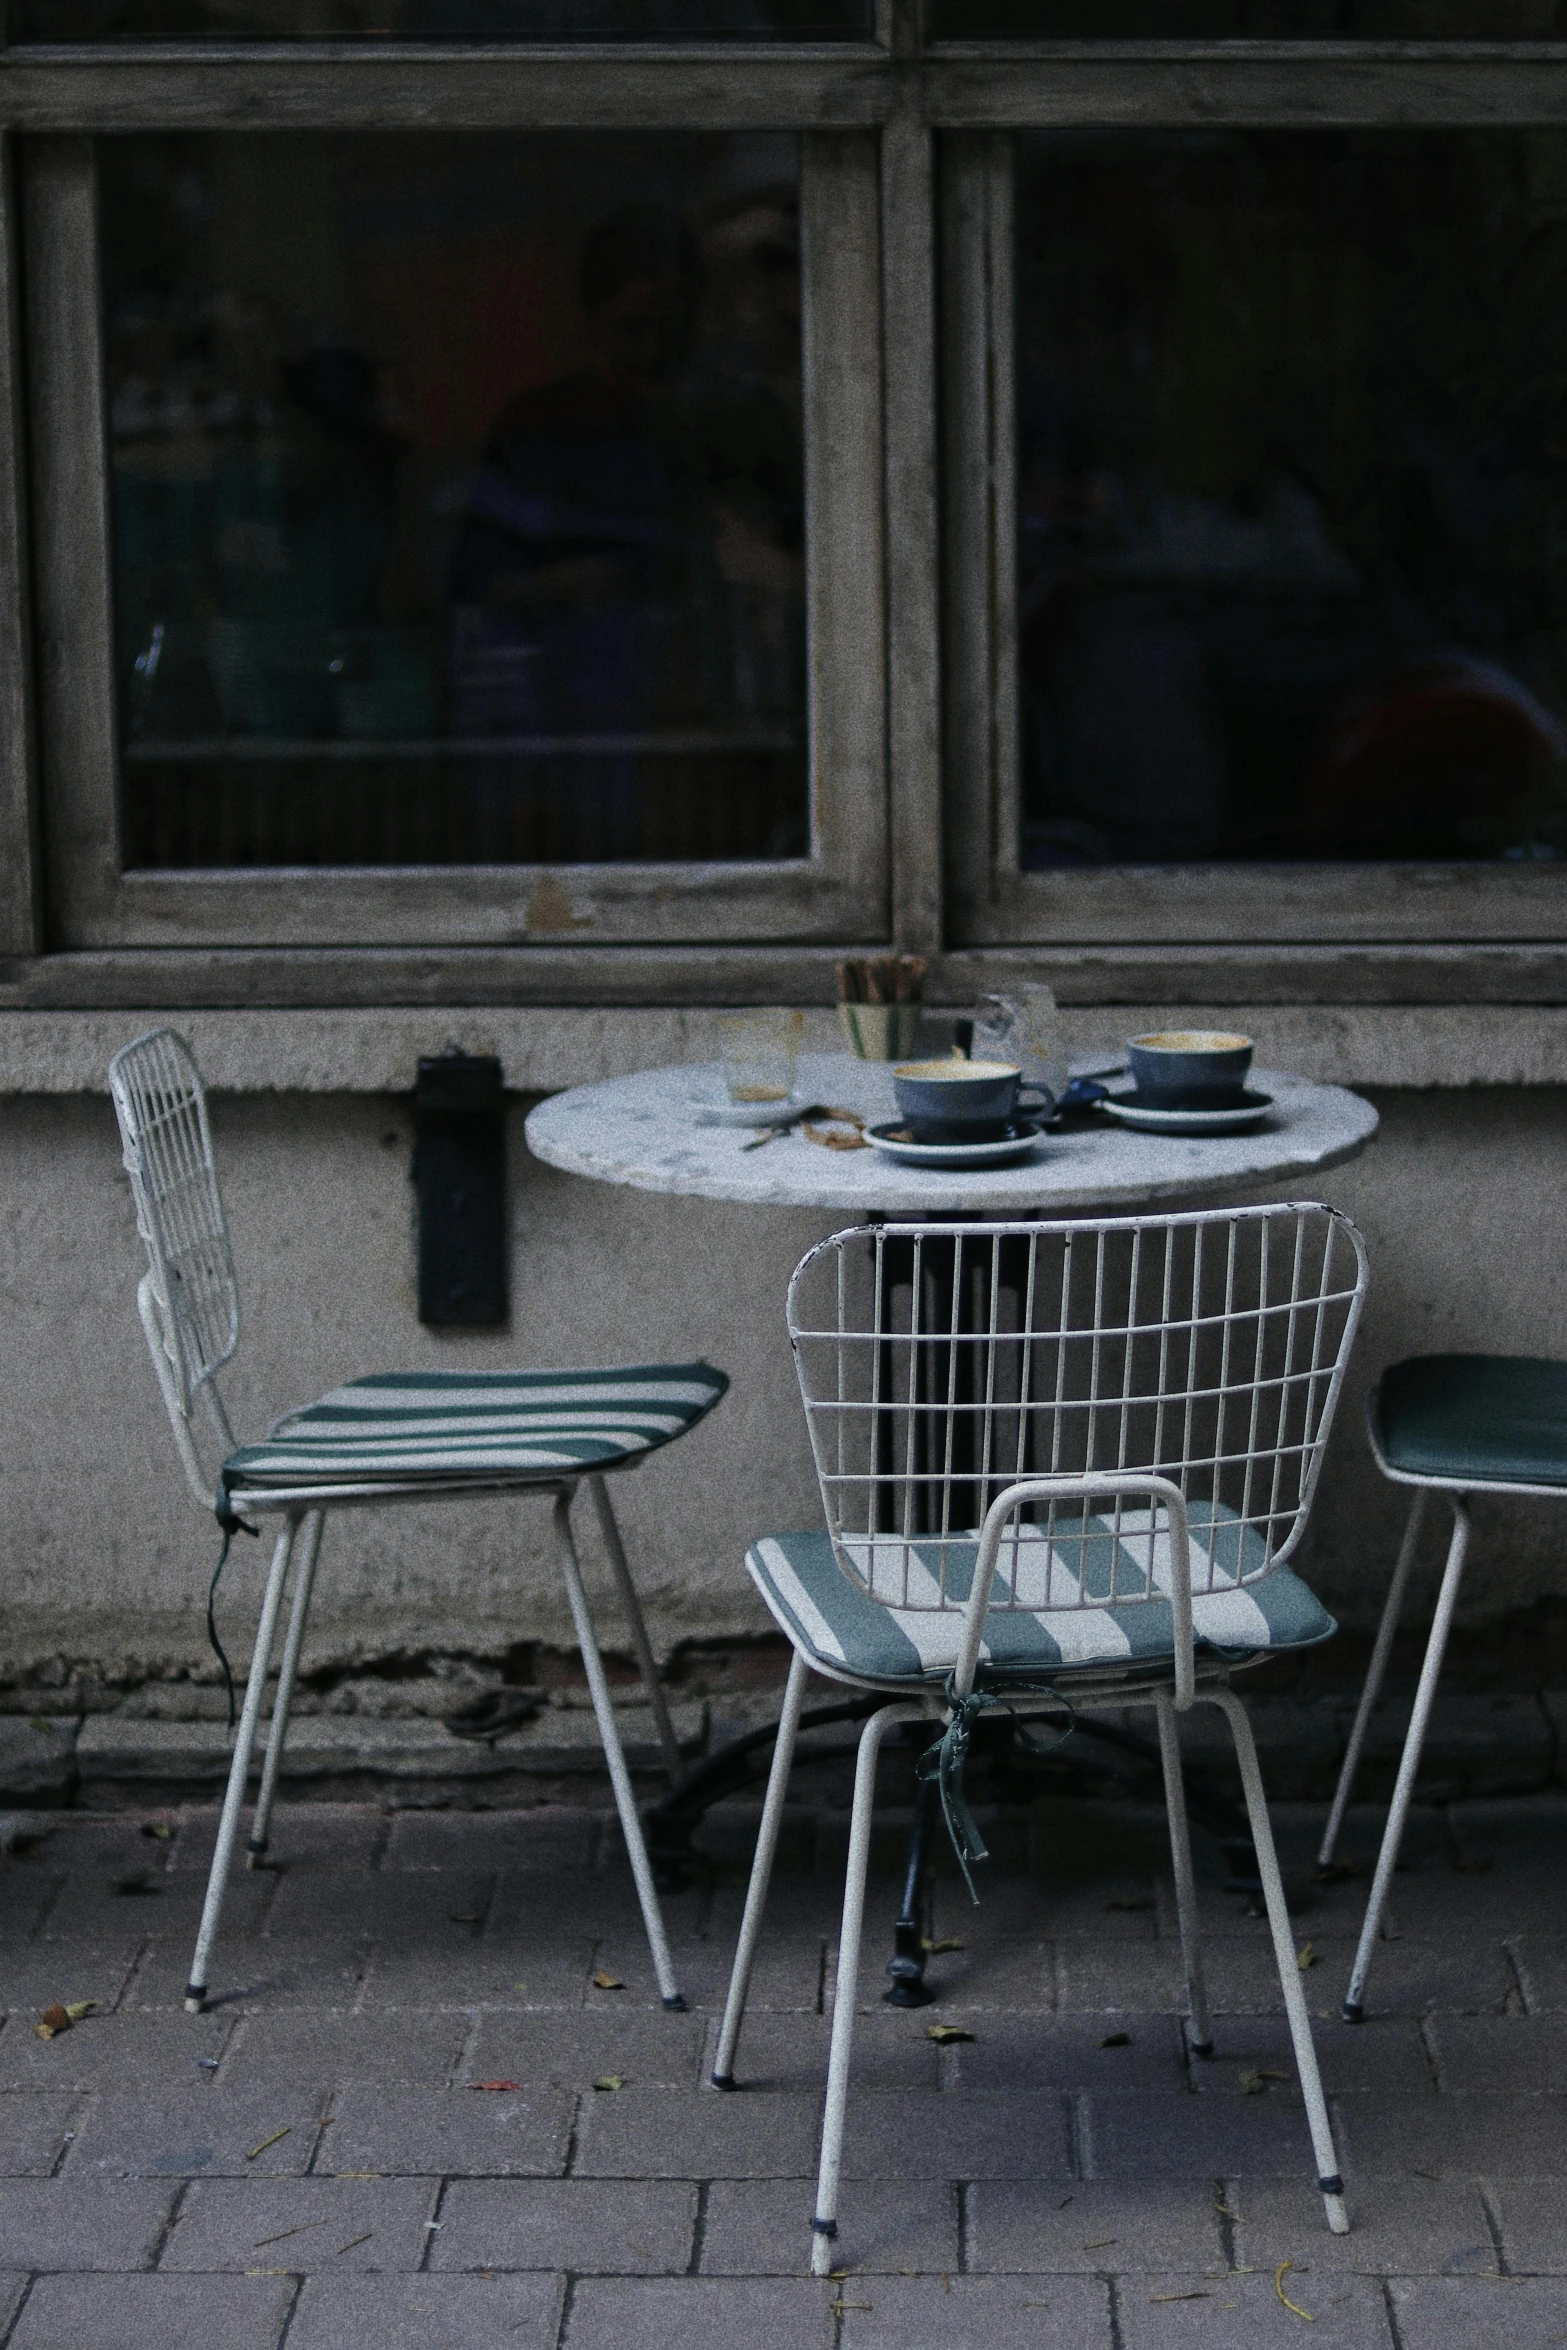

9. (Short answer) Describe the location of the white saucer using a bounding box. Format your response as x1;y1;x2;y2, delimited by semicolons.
865;1120;1045;1170
1100;1090;1275;1137
691;1092;809;1129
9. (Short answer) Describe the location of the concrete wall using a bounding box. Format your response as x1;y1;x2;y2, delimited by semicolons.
1;1070;1564;1685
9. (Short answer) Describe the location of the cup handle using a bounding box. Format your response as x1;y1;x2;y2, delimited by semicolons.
1016;1086;1055;1119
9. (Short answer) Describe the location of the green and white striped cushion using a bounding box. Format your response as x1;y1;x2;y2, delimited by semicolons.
224;1362;728;1491
746;1501;1334;1686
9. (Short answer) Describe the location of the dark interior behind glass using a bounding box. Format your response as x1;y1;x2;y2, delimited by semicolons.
1016;129;1567;868
935;4;1567;32
24;2;867;37
100;132;807;869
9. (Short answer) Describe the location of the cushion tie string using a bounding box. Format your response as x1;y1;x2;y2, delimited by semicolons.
917;1676;1077;1904
209;1490;260;1733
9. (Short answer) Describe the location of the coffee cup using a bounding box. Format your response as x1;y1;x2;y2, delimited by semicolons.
893;1059;1050;1144
1127;1031;1253;1108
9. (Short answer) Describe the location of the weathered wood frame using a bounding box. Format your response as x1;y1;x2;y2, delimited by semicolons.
939;50;1567;949
19;96;895;951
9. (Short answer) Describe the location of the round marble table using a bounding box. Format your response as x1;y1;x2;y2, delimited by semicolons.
524;1051;1378;1215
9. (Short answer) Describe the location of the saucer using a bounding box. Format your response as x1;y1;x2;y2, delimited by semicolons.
1099;1089;1275;1137
691;1091;809;1128
865;1119;1045;1169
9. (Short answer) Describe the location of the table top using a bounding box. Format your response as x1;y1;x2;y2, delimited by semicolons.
524;1053;1378;1214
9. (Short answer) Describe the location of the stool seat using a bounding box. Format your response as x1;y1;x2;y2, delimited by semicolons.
1377;1354;1567;1489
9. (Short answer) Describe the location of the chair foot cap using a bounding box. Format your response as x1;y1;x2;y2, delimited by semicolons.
1189;2040;1214;2059
662;1993;688;2012
811;2218;838;2238
1317;2174;1345;2197
1342;2001;1364;2024
183;1988;206;2015
710;2072;737;2091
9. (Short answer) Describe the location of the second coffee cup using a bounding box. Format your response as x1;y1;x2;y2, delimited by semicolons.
893;1059;1049;1143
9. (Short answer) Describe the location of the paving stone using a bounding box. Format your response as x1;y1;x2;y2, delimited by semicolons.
841;2090;1072;2181
1336;2092;1567;2178
931;1874;1162;1942
701;2177;958;2275
160;2176;439;2272
0;1720;78;1806
0;2179;176;2269
1055;1936;1513;2019
704;2009;941;2094
1487;2177;1567;2273
573;2085;819;2178
948;2013;1188;2095
265;1869;495;1941
0;1944;141;2018
39;1868;276;1942
1388;2275;1567;2348
1232;2176;1497;2275
837;2273;1113;2348
220;2009;469;2091
433;2178;696;2274
487;1872;705;1946
1508;1938;1567;2014
124;1937;371;2013
360;1941;591;2012
384;1809;601;1873
6;2271;297;2350
467;2008;705;2090
172;1806;390;1875
586;1935;821;2015
282;2271;563;2350
1193;2016;1434;2097
1118;2268;1394;2346
0;2010;231;2093
846;1937;1055;2015
0;1869;63;1939
0;2276;25;2340
0;2094;82;2175
320;2083;573;2177
63;2086;327;2177
566;2276;835;2350
969;2178;1224;2274
1427;2016;1567;2093
1082;2089;1325;2177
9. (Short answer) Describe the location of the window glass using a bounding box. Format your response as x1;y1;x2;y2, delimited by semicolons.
24;1;868;37
935;3;1567;32
101;132;807;868
1015;129;1567;867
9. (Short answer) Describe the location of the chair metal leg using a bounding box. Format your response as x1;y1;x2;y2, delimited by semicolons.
1155;1691;1213;2057
550;1489;684;2010
1207;1687;1349;2236
185;1515;298;2013
247;1510;324;1866
1345;1495;1471;2024
712;1647;811;2088
587;1471;682;1782
1319;1490;1427;1871
810;1701;920;2279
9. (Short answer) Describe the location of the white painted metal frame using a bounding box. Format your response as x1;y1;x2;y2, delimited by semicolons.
714;1203;1370;2270
108;1024;687;2013
1320;1396;1567;2022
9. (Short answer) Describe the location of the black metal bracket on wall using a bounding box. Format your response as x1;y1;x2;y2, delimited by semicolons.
413;1052;507;1328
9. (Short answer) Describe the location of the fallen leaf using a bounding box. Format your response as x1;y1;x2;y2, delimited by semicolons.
244;2126;292;2161
1098;2032;1132;2049
1296;1942;1317;1970
1151;2291;1210;2303
1083;2237;1118;2250
334;2172;384;2180
830;2301;873;2315
29;1717;52;1734
1238;2066;1290;2094
34;2005;70;2040
921;1937;965;1956
1275;2261;1315;2321
512;1982;528;1995
467;2080;523;2093
140;1822;174;1841
926;2023;975;2045
592;1970;625;1991
63;2001;96;2023
336;2233;374;2256
592;2075;626;2092
243;2269;291;2278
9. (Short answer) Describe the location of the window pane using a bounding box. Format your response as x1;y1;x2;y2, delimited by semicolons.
936;3;1566;31
1015;130;1567;867
24;1;868;36
101;133;807;869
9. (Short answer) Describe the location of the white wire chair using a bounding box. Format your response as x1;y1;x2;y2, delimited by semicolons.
108;1027;727;2015
712;1203;1370;2271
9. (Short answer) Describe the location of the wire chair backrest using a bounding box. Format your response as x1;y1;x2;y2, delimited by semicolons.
786;1203;1368;1647
109;1029;240;1494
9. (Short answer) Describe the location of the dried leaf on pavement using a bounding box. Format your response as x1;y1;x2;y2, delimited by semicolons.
34;2000;96;2040
1295;1942;1317;1970
467;2080;523;2092
592;2074;626;2091
926;2023;974;2044
592;1970;625;1990
1099;2032;1132;2049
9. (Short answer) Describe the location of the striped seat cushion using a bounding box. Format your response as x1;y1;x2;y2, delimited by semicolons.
746;1501;1334;1686
224;1362;728;1492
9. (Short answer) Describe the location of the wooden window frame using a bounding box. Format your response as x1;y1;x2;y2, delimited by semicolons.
937;49;1567;952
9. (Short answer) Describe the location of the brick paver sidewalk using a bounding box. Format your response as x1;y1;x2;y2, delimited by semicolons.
4;1791;1567;2349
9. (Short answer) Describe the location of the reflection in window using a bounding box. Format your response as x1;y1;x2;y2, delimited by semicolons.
25;0;867;36
102;133;807;867
935;3;1567;29
1016;131;1567;867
